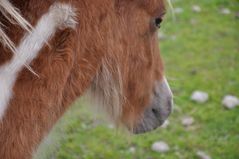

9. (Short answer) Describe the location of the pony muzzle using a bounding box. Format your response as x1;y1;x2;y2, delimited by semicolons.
133;77;173;134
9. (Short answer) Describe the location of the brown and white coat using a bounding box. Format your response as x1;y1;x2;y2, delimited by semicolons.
0;0;173;158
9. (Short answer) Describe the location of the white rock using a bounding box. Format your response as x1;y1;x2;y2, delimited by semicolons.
235;12;239;18
182;116;194;127
151;141;170;153
81;123;87;129
221;8;231;15
222;95;239;109
192;5;201;13
196;151;211;159
129;147;136;153
161;120;170;128
190;18;198;25
174;7;184;14
191;91;209;103
158;32;166;40
171;35;177;41
108;124;115;129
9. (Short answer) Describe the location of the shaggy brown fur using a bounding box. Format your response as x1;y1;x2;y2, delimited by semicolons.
0;0;166;158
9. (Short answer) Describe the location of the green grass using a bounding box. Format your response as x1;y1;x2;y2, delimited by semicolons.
34;0;239;158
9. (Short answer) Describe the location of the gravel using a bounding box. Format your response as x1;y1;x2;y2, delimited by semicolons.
196;151;212;159
174;7;184;14
220;8;231;15
157;32;166;40
151;141;170;153
182;116;194;127
235;12;239;18
192;5;201;13
129;147;136;153
222;95;239;109
191;91;209;103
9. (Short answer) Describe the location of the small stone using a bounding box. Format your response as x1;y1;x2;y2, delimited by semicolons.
235;12;239;18
108;124;115;129
182;116;194;127
129;147;136;153
192;5;201;13
161;120;170;128
171;35;177;41
222;95;239;109
220;8;231;15
81;123;87;129
151;141;170;153
196;151;211;159
191;91;209;103
158;32;166;40
174;7;184;14
190;19;198;25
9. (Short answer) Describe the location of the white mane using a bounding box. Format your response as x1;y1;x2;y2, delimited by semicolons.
0;0;32;53
0;2;77;120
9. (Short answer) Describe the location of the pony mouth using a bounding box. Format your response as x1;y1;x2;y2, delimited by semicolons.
133;77;173;134
133;106;172;134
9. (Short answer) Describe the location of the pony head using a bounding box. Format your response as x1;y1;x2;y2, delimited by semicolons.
0;0;173;134
87;0;173;133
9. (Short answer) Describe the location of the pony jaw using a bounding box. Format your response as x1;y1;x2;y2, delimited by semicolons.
89;60;173;134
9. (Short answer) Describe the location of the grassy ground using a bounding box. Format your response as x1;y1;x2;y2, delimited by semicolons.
34;0;239;158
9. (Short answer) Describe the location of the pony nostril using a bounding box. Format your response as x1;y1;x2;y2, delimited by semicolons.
152;108;156;113
152;108;159;115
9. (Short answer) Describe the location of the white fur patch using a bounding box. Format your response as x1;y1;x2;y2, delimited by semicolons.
158;76;173;110
89;60;123;124
0;3;77;119
160;76;174;112
162;76;173;98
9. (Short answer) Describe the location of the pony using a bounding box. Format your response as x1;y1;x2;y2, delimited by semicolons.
0;0;173;158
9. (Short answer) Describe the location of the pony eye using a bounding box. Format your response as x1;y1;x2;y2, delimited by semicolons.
154;17;163;28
